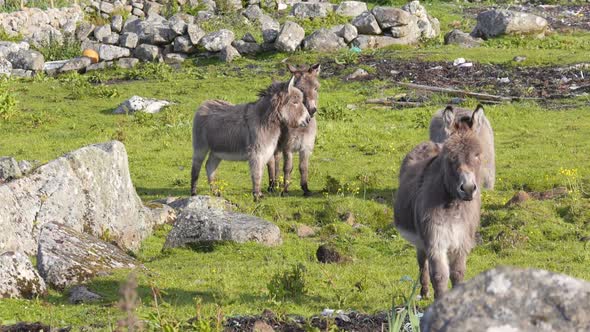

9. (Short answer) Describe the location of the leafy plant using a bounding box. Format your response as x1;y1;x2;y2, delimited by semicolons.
34;37;81;62
0;84;18;121
268;263;307;301
388;276;421;332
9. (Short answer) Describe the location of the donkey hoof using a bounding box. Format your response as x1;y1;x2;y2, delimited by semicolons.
268;186;276;193
303;190;313;197
280;190;290;197
253;193;264;202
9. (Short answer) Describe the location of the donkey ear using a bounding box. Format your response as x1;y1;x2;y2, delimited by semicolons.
287;76;296;93
309;63;321;75
471;104;485;130
286;64;298;74
442;105;455;129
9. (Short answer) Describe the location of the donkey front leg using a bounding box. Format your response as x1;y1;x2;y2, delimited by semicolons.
249;157;265;201
282;151;294;195
417;249;430;299
267;155;276;193
190;149;208;196
205;155;222;196
428;250;450;299
449;252;467;288
299;150;312;196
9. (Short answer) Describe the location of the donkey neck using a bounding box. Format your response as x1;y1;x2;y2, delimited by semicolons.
422;157;456;205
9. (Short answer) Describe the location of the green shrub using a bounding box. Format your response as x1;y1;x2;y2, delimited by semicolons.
268;263;307;300
0;85;18;121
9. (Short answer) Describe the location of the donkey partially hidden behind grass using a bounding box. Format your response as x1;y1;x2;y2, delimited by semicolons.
267;64;320;196
394;105;484;299
191;77;311;200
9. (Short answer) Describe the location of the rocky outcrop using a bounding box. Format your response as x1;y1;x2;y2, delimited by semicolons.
37;222;137;290
421;266;590;332
163;206;282;248
0;251;46;299
471;10;549;39
0;141;170;255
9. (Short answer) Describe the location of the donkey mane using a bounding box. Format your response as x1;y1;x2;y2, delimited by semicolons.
254;81;293;127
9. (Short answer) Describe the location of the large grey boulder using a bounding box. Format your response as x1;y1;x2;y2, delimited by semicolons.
302;29;346;52
335;1;367;18
0;42;29;59
0;251;46;299
113;95;171;114
99;44;131;61
0;157;21;182
163;208;282;248
134;43;161;61
124;16;176;45
200;29;235;52
471;10;549;39
352;34;418;49
0;141;170;255
37;222;137;290
402;0;440;39
329;23;358;43
260;14;280;43
275;21;305;53
6;49;45;71
372;6;411;29
291;2;333;18
352;11;382;35
422;267;590;332
444;29;483;48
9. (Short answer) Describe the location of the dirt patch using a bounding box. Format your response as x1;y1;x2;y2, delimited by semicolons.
322;55;590;99
0;322;70;332
224;311;393;332
464;4;590;32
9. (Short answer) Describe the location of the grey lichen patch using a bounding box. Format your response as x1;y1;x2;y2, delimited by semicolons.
0;251;46;299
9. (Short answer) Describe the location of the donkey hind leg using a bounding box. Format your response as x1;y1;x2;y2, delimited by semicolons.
417;249;430;299
281;151;294;195
249;157;265;201
449;251;467;288
267;151;281;192
205;155;222;196
299;150;312;197
428;250;450;299
190;148;209;196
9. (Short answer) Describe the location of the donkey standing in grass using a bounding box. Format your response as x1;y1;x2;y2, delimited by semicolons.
190;77;311;200
430;105;495;189
267;64;321;196
395;105;484;299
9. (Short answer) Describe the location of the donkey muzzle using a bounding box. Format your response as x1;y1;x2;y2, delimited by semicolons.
458;172;477;201
299;115;311;127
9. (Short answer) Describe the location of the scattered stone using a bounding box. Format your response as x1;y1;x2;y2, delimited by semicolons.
160;195;234;214
76;22;95;41
352;34;417;49
116;57;139;69
187;24;206;45
329;23;358;43
219;45;241;63
6;49;45;71
242;32;257;43
134;43;161;61
275;21;305;53
37;222;137;290
164;53;188;64
86;62;109;71
316;244;343;263
99;44;131;61
145;1;162;16
0;251;46;299
513;56;527;62
163;208;282;248
0;58;12;77
302;29;346;52
0;141;170;255
200;29;235;52
389;19;420;39
471;10;549;39
291;2;333;18
339;211;356;225
111;15;124;33
402;0;440;39
58;57;92;74
232;40;262;55
17;160;35;175
372;6;411;29
100;1;114;14
260;15;280;43
168;16;188;36
345;68;369;80
444;29;483;48
296;224;315;238
10;69;34;78
174;35;196;53
113;95;171;114
68;285;101;304
253;320;275;332
103;32;121;45
94;24;112;41
421;266;590;332
119;32;139;49
352;11;382;35
0;157;21;182
243;4;264;21
335;1;367;18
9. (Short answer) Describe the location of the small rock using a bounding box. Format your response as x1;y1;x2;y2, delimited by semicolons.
453;57;466;66
187;24;206;45
506;191;530;206
296;224;315;238
352;11;382;35
274;21;305;53
164;53;188;64
116;57;139;69
471;10;549;39
513;56;527;62
291;2;333;18
17;160;35;175
243;5;263;21
174;35;196;53
352;34;417;49
102;32;121;45
99;44;131;61
253;320;275;332
371;6;411;29
144;1;162;16
444;29;483;48
335;1;367;18
69;285;101;304
76;22;95;41
0;251;46;299
100;1;114;14
200;29;235;52
316;244;343;264
10;69;34;78
232;40;262;55
6;49;45;71
339;211;355;225
498;77;510;83
58;57;92;74
302;29;346;52
0;58;12;77
169;16;188;36
119;32;139;49
111;15;124;33
113;95;171;114
260;15;280;43
329;23;358;43
0;157;21;182
86;62;109;71
94;24;112;41
219;45;241;63
345;68;369;80
134;43;161;62
242;32;257;43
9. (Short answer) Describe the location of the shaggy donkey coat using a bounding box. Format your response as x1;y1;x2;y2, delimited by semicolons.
267;64;321;196
429;106;495;189
191;77;310;199
395;105;484;299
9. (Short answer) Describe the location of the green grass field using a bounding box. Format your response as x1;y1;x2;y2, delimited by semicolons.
1;2;590;330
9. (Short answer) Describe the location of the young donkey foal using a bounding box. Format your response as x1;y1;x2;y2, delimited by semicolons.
267;64;321;196
190;77;311;199
394;105;484;299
